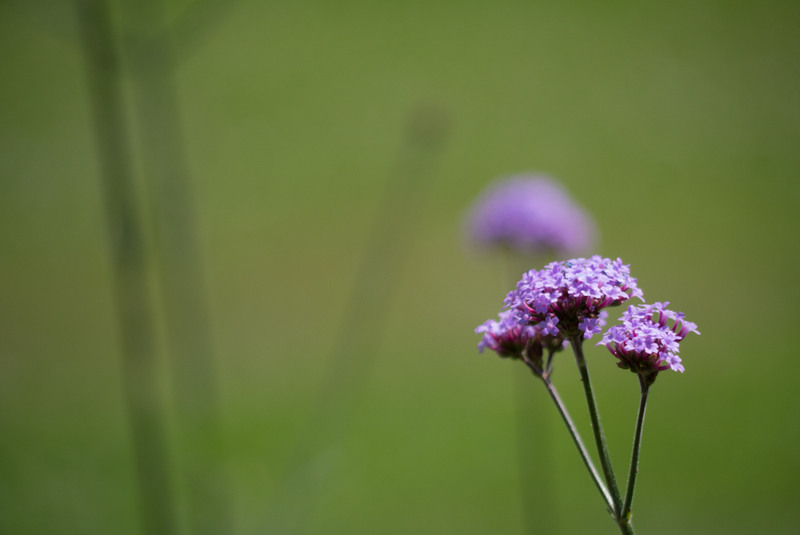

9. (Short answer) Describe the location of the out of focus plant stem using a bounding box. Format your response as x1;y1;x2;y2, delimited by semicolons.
75;1;177;533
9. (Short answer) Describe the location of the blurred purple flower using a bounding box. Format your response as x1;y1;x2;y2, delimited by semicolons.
466;174;596;255
599;302;700;377
505;256;643;340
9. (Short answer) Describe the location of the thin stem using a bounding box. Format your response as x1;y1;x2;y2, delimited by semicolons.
569;336;623;517
545;348;556;376
539;374;615;514
621;375;651;526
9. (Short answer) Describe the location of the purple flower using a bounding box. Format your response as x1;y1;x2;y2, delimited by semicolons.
475;310;565;366
579;312;609;339
466;174;596;255
599;302;700;377
506;256;643;339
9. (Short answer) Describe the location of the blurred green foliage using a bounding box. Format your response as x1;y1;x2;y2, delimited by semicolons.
2;0;800;534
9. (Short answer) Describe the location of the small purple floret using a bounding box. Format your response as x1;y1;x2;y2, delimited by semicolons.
466;174;596;255
599;302;700;377
579;311;608;339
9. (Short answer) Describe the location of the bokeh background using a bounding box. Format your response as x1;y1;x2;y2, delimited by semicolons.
2;0;800;534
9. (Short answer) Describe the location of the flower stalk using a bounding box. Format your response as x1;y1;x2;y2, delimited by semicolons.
569;335;624;518
620;374;651;530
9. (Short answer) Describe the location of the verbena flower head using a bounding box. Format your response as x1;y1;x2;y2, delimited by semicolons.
506;256;643;340
475;310;565;368
599;302;700;379
466;174;596;255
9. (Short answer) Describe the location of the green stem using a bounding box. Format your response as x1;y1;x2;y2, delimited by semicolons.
569;336;623;517
620;375;651;529
539;375;615;514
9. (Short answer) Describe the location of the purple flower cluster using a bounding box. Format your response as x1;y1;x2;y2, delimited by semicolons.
505;256;643;339
466;174;596;255
599;302;700;375
475;256;699;381
475;310;565;362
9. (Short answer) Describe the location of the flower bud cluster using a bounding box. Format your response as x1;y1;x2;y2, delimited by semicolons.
599;302;700;375
475;309;565;362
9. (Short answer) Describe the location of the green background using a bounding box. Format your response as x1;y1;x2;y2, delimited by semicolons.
2;0;799;533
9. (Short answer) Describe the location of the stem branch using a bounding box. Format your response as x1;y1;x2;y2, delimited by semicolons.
539;374;615;514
